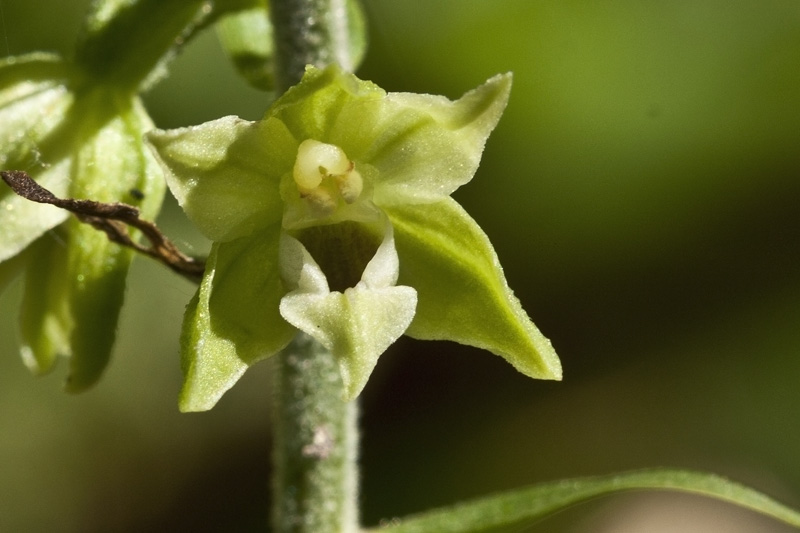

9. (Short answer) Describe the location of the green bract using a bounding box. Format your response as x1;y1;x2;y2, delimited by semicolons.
148;65;561;412
0;53;165;390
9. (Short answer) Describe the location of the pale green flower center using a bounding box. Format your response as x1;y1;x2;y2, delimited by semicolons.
292;139;363;216
288;139;381;291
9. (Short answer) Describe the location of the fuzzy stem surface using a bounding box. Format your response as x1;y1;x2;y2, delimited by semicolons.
270;1;361;529
272;333;359;533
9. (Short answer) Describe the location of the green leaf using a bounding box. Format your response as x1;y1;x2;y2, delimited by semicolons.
147;115;293;242
216;0;274;91
388;197;561;381
366;469;800;533
179;226;295;412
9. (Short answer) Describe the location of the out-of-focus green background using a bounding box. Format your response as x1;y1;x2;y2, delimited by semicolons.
1;1;800;531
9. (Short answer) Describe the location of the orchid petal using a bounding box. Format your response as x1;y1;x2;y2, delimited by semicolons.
179;225;295;411
148;115;295;242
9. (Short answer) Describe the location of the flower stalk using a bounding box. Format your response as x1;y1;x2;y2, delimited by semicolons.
269;0;360;531
270;0;354;92
272;333;359;532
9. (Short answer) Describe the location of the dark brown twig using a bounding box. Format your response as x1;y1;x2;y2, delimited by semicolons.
1;170;205;282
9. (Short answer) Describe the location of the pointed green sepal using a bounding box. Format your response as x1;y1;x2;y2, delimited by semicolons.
147;116;293;242
64;94;165;390
0;161;71;263
388;197;561;381
19;221;135;390
179;227;295;412
179;266;247;413
371;72;512;206
61;220;131;392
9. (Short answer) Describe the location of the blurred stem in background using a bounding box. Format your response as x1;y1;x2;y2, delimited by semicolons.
271;0;356;92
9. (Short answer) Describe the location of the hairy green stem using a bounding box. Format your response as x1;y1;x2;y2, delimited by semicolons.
270;0;354;92
270;1;361;529
272;333;359;533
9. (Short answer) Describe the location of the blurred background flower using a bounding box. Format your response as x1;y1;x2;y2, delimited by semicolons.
1;1;799;531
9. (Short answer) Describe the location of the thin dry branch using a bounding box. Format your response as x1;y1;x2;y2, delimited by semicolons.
1;170;205;282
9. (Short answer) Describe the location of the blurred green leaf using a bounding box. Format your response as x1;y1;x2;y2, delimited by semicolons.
368;469;800;533
75;0;211;91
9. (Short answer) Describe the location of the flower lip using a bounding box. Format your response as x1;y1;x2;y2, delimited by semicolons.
280;210;400;295
278;215;418;400
293;220;382;292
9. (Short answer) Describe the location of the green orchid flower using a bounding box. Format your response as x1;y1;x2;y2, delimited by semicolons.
0;53;165;390
0;0;215;389
148;64;561;412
